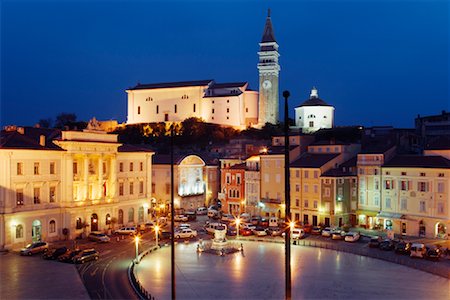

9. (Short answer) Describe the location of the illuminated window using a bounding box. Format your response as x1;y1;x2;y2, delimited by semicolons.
129;182;134;195
138;207;144;223
49;220;56;233
418;182;428;192
313;200;318;208
128;208;134;222
76;218;83;229
16;225;24;239
17;162;23;175
49;186;56;203
34;162;40;175
139;181;144;194
16;189;24;206
304;199;309;208
33;187;40;204
119;182;124;196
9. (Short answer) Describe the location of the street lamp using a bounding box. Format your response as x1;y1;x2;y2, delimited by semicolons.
134;236;140;264
155;225;160;247
283;90;291;300
235;218;241;239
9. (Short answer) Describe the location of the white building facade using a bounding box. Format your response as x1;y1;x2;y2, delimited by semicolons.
294;87;334;133
0;125;154;250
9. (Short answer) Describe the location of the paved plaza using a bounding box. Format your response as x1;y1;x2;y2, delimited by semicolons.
135;241;449;300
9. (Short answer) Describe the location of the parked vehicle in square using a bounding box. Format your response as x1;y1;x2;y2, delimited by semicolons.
331;230;345;240
239;227;253;236
251;216;261;225
268;217;279;227
311;226;322;235
177;223;191;230
221;214;235;223
253;226;268;237
58;249;82;263
42;246;68;260
115;227;137;235
302;224;312;234
266;227;283;236
20;242;49;256
175;228;198;239
344;232;360;242
259;218;269;227
291;228;305;239
185;211;197;221
425;245;442;261
205;222;227;235
160;231;172;240
227;226;237;236
321;227;332;237
239;213;251;223
174;215;189;222
88;231;110;243
395;241;412;254
196;207;208;215
368;236;382;248
72;249;99;264
379;239;396;251
410;243;426;258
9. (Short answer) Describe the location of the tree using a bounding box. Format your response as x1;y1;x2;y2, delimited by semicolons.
37;118;52;128
55;113;77;128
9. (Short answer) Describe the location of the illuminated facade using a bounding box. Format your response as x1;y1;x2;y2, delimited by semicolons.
127;12;280;129
0;124;153;250
152;154;219;212
221;163;246;215
294;87;335;133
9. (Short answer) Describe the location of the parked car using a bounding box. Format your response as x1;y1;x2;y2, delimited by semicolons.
42;246;68;260
239;227;253;236
266;227;283;236
207;209;219;219
394;241;412;254
177;223;191;229
196;207;208;215
321;227;333;237
268;217;279;227
115;227;137;235
253;226;268;237
72;249;99;264
205;222;227;235
331;230;345;240
311;226;322;235
410;243;427;258
425;245;442;261
344;232;360;243
379;239;396;251
221;214;235;223
20;242;49;256
175;228;198;239
368;236;382;248
160;231;172;240
227;226;237;236
302;224;312;234
88;231;110;243
174;215;189;222
291;228;306;239
58;249;82;263
239;213;251;223
250;216;261;225
259;218;269;227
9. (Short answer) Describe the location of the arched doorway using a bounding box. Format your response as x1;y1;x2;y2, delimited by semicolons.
91;213;99;231
32;220;42;242
118;209;124;225
436;222;447;239
419;220;426;237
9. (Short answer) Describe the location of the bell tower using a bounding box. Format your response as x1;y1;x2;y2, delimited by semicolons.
257;9;280;126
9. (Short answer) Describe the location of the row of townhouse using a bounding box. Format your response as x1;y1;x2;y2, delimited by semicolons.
0;123;154;250
220;134;450;239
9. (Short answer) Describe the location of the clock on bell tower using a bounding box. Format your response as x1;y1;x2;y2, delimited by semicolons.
257;8;280;126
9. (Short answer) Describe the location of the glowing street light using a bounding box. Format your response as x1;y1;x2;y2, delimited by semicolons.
289;221;295;231
134;236;140;264
155;225;160;246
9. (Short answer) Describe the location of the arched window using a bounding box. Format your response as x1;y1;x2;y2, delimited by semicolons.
138;207;144;223
76;217;83;229
118;209;124;225
128;208;134;223
106;214;111;225
49;220;56;233
16;224;24;239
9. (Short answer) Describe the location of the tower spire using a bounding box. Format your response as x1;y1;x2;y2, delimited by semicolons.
261;9;276;43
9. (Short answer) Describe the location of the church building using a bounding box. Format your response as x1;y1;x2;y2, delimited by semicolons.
126;11;280;129
294;87;335;133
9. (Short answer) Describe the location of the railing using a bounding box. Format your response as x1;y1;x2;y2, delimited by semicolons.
128;245;159;300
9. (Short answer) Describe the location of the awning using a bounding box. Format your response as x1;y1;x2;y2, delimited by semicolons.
376;212;404;219
356;210;378;217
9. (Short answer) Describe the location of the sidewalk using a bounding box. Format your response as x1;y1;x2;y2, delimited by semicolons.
0;251;90;299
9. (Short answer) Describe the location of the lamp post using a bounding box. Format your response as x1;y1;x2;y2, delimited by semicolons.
134;236;140;264
283;90;291;300
170;124;176;299
155;225;160;247
236;218;241;239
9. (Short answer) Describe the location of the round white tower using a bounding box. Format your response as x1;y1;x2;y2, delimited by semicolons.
294;87;334;133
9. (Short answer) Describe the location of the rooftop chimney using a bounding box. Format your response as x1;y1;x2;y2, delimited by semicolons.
39;135;45;147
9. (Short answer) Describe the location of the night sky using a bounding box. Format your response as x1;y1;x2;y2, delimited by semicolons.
1;0;448;128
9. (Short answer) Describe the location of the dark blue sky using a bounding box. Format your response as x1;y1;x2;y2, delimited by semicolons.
1;0;448;128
